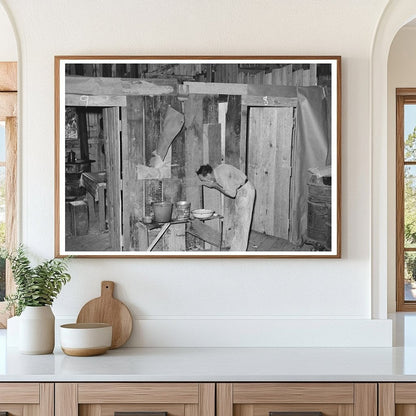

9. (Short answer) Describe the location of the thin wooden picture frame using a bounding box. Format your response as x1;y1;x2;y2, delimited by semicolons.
55;56;341;258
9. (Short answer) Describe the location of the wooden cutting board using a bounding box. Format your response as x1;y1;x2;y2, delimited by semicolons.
76;281;133;349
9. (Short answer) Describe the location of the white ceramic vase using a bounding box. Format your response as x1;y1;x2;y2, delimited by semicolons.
19;305;55;354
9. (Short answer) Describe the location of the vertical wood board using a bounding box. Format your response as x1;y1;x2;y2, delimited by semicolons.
225;95;242;169
239;104;248;174
273;107;294;238
170;96;186;181
124;96;145;250
223;95;242;247
248;107;277;235
184;95;204;209
144;96;162;164
120;106;130;250
203;95;219;124
202;123;222;218
103;107;122;250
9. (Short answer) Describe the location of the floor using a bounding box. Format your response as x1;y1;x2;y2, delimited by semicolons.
65;204;111;252
247;230;314;252
66;226;319;253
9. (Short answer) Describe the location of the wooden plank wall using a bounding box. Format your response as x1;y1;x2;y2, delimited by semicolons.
144;96;184;214
236;64;317;87
66;63;318;88
123;95;186;251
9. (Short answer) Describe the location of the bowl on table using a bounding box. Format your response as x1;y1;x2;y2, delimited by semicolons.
60;323;112;357
192;209;214;220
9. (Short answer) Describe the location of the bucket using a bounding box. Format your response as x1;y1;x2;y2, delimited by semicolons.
176;201;191;220
152;202;172;223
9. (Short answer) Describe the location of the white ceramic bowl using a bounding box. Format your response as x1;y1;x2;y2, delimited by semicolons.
192;209;214;219
60;323;112;356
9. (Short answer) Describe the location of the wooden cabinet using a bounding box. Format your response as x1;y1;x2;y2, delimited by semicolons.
0;383;53;415
1;380;414;416
217;383;377;416
55;383;215;416
379;383;416;416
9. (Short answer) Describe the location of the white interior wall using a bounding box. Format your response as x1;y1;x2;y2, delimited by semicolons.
387;26;416;312
0;0;394;347
0;3;16;61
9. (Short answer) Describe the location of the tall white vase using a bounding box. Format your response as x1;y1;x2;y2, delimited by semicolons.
19;306;55;354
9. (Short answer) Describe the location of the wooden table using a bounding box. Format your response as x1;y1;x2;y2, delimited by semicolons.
79;172;107;231
139;214;224;251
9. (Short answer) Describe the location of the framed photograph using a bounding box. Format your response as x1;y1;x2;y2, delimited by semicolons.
55;56;341;258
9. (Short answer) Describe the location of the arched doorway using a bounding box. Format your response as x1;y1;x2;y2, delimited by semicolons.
371;1;416;319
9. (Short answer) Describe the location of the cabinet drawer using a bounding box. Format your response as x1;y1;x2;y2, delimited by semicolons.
218;383;376;416
56;383;215;416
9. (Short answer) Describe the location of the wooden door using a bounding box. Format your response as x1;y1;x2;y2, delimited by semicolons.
247;107;295;239
56;382;215;416
217;383;376;416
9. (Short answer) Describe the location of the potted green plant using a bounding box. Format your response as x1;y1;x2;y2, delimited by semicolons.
4;246;71;354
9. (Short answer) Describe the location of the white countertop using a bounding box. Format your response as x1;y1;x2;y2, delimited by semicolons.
3;345;416;382
3;313;416;382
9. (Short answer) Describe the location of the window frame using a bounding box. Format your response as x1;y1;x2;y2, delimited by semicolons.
0;62;17;327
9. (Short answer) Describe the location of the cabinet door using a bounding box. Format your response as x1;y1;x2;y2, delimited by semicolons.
0;383;53;415
217;383;377;416
379;383;416;416
56;383;215;416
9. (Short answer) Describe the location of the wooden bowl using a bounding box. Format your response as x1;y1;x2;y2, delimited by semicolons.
60;323;112;357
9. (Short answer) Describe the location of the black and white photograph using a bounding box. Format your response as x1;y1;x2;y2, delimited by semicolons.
55;57;341;257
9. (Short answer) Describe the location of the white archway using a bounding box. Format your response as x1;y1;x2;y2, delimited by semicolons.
371;1;416;319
